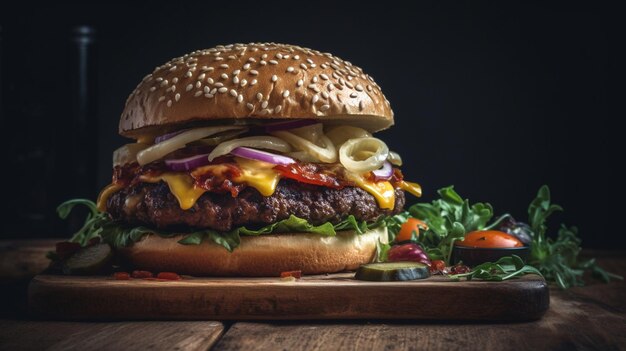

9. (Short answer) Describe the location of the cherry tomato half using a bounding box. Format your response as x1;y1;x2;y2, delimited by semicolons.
395;218;429;242
456;230;524;248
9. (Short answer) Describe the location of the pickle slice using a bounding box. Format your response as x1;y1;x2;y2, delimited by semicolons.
62;243;112;275
355;262;430;281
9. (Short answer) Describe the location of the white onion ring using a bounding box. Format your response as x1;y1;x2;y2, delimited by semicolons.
113;143;149;166
285;151;319;163
325;126;372;147
191;129;248;146
208;136;292;161
339;137;389;173
387;151;403;166
271;130;337;163
136;126;244;165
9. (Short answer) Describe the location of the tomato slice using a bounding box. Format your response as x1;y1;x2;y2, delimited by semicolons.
273;163;347;188
456;230;524;248
395;218;429;242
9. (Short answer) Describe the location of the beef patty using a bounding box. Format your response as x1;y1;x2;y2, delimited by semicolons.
107;179;405;232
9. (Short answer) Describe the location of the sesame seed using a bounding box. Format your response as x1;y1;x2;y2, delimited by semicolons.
283;90;290;98
204;86;211;93
312;94;319;103
308;84;320;93
275;105;282;113
321;91;329;99
260;60;267;65
271;75;278;82
215;57;224;61
201;66;213;72
149;86;156;92
172;78;179;83
204;93;214;98
233;76;240;84
300;63;308;70
237;94;243;103
219;64;229;69
338;77;345;86
196;81;202;88
320;104;330;111
207;77;214;84
359;101;364;111
287;66;294;73
248;57;256;63
320;73;329;80
166;86;173;92
198;73;206;80
297;79;304;87
350;92;358;98
171;85;176;92
175;93;181;102
218;87;228;93
233;69;240;75
327;83;334;91
293;55;300;60
345;81;354;89
240;79;247;87
167;100;172;107
256;93;263;101
306;58;314;64
221;73;229;79
185;71;193;78
160;80;169;87
330;63;340;70
228;55;236;60
169;66;177;71
194;91;203;97
246;103;254;110
261;100;269;109
230;89;237;97
276;53;283;59
210;88;217;94
332;72;340;79
243;63;251;70
269;60;278;65
312;76;319;83
367;85;372;91
250;79;258;85
158;96;165;102
186;84;193;91
250;70;259;76
262;53;268;59
355;84;364;91
320;63;328;69
283;54;290;59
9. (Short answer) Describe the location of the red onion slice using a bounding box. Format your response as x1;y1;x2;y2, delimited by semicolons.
155;129;188;144
164;153;210;171
372;161;393;180
231;147;295;165
264;119;317;132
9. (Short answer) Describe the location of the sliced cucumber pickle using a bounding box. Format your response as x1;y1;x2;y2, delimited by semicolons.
355;262;430;281
62;243;112;275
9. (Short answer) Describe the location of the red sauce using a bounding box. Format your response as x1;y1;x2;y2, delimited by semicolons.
273;162;352;188
157;272;182;280
131;270;154;279
113;272;131;280
280;270;302;279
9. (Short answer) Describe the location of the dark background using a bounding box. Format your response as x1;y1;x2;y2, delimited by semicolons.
0;2;620;248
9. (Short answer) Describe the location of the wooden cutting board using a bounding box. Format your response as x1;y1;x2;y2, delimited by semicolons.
28;273;549;321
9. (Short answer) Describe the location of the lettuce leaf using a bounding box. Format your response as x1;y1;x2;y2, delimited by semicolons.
60;199;384;253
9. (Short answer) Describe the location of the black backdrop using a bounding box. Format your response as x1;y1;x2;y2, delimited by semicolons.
0;2;621;248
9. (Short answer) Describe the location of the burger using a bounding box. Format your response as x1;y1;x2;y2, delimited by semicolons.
61;42;422;276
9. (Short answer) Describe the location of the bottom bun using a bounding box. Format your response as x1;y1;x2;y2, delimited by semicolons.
118;227;388;277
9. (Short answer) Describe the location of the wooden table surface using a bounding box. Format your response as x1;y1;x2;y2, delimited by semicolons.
1;240;624;350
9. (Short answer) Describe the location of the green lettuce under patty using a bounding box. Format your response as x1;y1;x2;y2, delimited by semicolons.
58;199;386;252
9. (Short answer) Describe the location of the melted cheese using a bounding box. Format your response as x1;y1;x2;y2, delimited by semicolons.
140;173;206;210
96;184;124;212
398;181;422;198
350;174;396;210
233;158;281;197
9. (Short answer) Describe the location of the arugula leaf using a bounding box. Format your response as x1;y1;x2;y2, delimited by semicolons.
58;199;384;253
403;186;494;264
449;255;542;282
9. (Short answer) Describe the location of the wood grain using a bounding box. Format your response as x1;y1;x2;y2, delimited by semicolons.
213;283;626;350
28;273;549;321
0;320;224;351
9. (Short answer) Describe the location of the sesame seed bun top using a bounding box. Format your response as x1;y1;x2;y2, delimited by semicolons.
119;43;394;139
